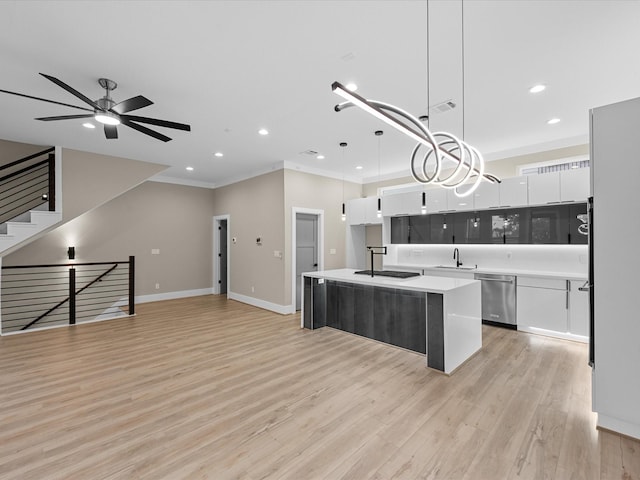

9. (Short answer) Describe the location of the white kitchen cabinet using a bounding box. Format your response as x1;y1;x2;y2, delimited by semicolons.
498;176;528;207
517;276;568;333
364;196;382;225
527;172;561;205
425;188;448;213
473;181;500;209
346;198;366;225
381;191;422;216
560;168;590;202
446;189;473;211
568;279;589;337
348;197;382;225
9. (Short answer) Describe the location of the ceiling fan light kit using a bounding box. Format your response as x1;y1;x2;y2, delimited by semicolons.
0;73;191;142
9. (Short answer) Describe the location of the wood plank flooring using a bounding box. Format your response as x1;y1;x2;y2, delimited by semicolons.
0;294;638;479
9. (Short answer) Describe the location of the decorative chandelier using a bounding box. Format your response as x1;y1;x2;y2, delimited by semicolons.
332;82;499;198
332;1;499;198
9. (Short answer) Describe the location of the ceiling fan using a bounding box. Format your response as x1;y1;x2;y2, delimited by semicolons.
0;73;191;142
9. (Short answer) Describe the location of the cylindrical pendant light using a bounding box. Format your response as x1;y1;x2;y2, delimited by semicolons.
340;141;347;221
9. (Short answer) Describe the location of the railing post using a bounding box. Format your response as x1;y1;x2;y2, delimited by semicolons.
48;153;55;212
69;267;76;325
128;256;135;315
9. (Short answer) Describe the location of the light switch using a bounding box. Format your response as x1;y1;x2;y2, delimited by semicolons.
151;249;160;255
329;248;336;255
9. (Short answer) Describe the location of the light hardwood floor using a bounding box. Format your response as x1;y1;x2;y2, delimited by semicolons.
0;295;638;479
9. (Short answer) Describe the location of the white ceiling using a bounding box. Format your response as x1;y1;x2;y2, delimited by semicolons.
1;0;639;187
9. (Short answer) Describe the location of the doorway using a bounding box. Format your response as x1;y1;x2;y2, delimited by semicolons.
293;209;324;311
213;215;230;296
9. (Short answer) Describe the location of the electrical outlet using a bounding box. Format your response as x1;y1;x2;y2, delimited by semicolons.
329;248;336;255
151;248;160;255
155;283;160;289
251;286;255;293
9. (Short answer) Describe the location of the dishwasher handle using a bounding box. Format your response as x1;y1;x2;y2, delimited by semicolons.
475;276;515;284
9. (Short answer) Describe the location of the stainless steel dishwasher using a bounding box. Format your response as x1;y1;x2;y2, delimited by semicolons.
474;273;517;328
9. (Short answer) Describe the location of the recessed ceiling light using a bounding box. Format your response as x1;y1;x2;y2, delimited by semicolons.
214;152;223;157
258;128;269;136
547;118;561;125
356;165;363;170
82;123;95;129
316;155;325;160
529;84;546;93
346;83;358;92
186;166;194;171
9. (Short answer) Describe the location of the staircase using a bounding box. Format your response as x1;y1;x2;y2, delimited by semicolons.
0;147;62;255
0;208;62;254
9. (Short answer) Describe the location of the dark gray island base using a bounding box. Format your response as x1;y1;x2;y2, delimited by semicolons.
301;269;482;375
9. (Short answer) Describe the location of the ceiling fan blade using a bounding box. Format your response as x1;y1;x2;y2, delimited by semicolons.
35;114;95;121
104;124;118;139
111;95;153;114
121;119;172;142
121;114;191;131
0;88;94;112
39;73;103;111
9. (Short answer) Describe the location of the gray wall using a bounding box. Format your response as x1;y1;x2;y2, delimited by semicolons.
4;181;215;296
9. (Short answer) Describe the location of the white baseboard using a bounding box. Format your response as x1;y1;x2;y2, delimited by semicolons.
136;288;215;304
517;325;588;344
228;291;295;315
598;413;640;441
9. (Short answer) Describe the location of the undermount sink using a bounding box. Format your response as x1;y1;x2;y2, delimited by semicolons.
435;265;477;271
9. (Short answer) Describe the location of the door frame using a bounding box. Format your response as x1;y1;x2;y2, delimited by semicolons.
291;207;324;312
213;214;231;296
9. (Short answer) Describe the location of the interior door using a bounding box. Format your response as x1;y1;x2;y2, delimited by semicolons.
219;219;228;294
296;213;318;311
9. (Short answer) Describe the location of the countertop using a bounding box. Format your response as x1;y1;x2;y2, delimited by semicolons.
385;263;588;281
303;268;478;294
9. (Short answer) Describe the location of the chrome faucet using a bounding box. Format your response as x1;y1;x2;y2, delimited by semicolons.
453;248;462;268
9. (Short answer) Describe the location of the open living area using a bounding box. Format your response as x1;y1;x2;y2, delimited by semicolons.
1;1;639;478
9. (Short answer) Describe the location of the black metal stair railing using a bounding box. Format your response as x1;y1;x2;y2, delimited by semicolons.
0;257;135;333
0;147;55;225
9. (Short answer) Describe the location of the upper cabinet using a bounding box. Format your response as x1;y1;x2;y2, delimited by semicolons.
560;168;590;202
364;196;383;224
528;172;561;205
527;168;590;206
346;198;366;225
425;188;448;213
381;191;422;217
446;189;473;212
473;181;500;209
498;176;528;207
347;197;382;225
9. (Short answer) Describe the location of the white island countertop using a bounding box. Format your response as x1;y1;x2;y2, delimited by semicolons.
303;268;478;294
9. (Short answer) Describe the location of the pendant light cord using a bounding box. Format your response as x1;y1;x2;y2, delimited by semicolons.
426;0;430;129
461;0;465;141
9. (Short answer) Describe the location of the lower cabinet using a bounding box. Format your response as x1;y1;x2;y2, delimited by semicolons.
516;276;589;341
568;280;589;337
325;281;426;354
517;281;568;333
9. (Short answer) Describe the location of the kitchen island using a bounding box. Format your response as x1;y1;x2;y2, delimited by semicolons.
301;269;481;374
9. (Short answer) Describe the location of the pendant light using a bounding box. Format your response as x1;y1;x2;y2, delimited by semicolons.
375;130;383;218
331;1;499;197
340;141;347;221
